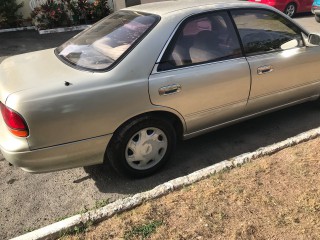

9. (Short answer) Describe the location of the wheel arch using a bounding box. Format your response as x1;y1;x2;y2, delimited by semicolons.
116;110;185;137
105;109;186;154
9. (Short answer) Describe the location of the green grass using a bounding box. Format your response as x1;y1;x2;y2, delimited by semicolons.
55;199;110;222
23;227;36;233
60;221;94;239
124;220;163;240
95;199;110;209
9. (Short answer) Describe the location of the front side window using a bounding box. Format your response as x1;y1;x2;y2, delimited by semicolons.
56;11;159;71
231;9;304;56
158;11;242;71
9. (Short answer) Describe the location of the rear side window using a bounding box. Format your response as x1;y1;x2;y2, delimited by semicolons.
231;9;303;56
158;11;242;71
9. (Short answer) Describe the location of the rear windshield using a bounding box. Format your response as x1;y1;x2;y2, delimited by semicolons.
56;11;159;71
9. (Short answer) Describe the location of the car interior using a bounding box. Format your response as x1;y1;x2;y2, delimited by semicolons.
161;13;241;70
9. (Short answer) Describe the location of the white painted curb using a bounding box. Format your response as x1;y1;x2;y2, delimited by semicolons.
0;25;90;34
0;26;35;33
11;126;320;240
38;25;90;34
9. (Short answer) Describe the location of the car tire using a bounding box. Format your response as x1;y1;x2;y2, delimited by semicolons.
284;3;296;18
315;15;320;23
107;115;176;178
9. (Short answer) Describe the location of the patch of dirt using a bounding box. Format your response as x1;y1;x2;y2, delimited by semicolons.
63;137;320;240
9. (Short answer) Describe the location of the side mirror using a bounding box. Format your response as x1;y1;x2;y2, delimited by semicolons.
308;34;320;45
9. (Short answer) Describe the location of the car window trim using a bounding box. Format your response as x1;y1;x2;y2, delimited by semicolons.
153;56;247;75
229;8;308;58
226;10;246;58
156;9;244;73
55;10;161;73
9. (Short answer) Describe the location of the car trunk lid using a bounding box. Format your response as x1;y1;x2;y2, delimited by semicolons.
0;49;93;103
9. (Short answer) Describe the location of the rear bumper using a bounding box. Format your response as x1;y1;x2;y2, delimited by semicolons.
312;6;320;15
1;134;112;173
312;9;320;15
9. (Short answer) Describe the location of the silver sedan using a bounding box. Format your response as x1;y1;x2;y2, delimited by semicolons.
1;0;320;178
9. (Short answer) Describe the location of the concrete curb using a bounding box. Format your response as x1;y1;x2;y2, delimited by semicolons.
11;126;320;240
38;25;90;34
0;25;89;34
0;26;36;33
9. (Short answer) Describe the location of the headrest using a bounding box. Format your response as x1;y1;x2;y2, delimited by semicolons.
192;30;217;48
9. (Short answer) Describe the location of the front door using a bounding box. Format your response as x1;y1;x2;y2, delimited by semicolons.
231;9;320;115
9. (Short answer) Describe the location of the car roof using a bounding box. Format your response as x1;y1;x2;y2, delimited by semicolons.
127;0;270;16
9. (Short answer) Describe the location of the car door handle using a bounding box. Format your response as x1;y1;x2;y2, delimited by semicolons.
257;65;273;75
159;84;181;96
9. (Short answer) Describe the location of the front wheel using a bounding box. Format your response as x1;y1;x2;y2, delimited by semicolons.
107;116;176;178
284;3;296;18
315;15;320;23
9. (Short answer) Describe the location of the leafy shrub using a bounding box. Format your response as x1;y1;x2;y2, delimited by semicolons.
91;0;110;21
31;0;110;29
31;0;72;29
65;0;92;24
66;0;110;23
0;0;24;28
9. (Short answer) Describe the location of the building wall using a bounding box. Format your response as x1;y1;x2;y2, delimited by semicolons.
17;0;33;19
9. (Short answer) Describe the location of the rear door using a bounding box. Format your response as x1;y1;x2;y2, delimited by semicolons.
231;9;320;115
149;11;251;134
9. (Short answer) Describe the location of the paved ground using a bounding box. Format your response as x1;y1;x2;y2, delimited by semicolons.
0;15;320;240
0;30;80;62
295;14;320;33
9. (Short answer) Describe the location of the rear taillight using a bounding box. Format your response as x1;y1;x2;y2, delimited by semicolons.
0;102;29;137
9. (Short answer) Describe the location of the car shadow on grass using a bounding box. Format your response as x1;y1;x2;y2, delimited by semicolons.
83;102;320;195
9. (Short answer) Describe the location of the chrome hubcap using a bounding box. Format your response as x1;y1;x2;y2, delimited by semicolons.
125;127;168;170
285;5;295;17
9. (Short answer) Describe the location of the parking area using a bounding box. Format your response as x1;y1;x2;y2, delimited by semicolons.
0;30;80;63
0;14;319;239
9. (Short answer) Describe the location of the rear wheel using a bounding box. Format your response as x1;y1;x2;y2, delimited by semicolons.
315;15;320;23
107;115;176;178
284;3;296;18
